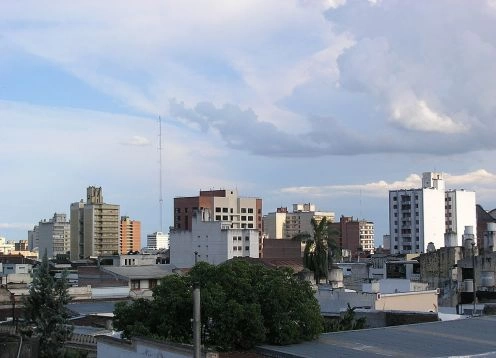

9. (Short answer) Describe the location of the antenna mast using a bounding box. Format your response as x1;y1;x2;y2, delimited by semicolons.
159;116;164;233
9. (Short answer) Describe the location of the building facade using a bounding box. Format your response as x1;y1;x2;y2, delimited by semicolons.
36;213;71;258
170;209;259;268
70;186;120;260
330;216;375;257
389;172;447;254
445;189;477;245
174;189;262;252
389;172;476;254
146;232;169;250
119;216;141;253
263;203;335;240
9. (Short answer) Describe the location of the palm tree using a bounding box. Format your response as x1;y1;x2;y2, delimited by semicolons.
303;217;329;284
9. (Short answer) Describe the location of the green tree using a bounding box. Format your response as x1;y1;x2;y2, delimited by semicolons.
303;217;329;284
113;260;323;351
23;252;72;358
325;304;366;332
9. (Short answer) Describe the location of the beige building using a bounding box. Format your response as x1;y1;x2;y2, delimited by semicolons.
70;187;120;259
263;204;335;240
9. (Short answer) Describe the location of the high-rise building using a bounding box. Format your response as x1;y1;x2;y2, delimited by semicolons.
28;226;39;251
147;232;169;250
120;216;141;253
170;209;259;268
36;213;71;258
389;172;476;254
174;189;263;252
445;190;476;245
329;216;375;257
263;204;335;240
70;186;120;259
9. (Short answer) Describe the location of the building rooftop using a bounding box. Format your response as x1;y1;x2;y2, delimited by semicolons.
259;316;496;357
101;264;177;280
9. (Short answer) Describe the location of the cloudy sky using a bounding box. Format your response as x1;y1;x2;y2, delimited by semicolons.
2;0;496;245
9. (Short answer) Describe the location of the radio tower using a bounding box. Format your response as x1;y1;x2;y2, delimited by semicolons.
158;116;164;233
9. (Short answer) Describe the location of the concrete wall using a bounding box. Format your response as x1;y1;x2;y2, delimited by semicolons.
375;290;439;313
97;336;197;358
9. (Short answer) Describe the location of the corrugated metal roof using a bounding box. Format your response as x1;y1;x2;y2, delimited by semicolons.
102;264;177;280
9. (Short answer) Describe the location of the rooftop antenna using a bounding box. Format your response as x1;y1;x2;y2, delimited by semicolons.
159;116;164;233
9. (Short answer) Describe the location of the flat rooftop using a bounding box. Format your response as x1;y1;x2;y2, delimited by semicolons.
259;316;496;357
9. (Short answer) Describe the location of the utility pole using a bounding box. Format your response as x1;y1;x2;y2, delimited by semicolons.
193;282;201;358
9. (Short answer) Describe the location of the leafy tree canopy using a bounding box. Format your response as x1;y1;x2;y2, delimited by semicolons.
113;259;323;351
23;252;72;358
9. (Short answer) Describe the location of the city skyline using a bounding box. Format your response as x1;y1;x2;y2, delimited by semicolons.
2;1;496;243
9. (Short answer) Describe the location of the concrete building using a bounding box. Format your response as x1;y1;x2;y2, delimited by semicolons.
389;172;447;254
170;209;259;268
34;213;71;258
146;232;169;250
330;216;374;257
263;204;335;240
445;189;476;245
119;216;141;253
70;187;120;260
0;238;15;255
174;189;262;252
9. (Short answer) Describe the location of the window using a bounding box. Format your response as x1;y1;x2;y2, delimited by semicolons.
248;224;254;228
185;208;188;213
245;236;250;241
234;246;238;251
223;215;228;220
216;207;221;212
248;216;253;221
393;196;397;201
149;279;157;289
175;208;181;213
223;208;228;213
131;280;140;290
216;215;221;220
245;246;249;251
230;208;233;213
248;208;254;213
238;246;242;250
394;213;398;217
258;209;261;214
393;205;398;209
241;216;247;221
241;208;247;213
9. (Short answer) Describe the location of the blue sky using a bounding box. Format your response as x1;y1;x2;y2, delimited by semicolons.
2;0;496;245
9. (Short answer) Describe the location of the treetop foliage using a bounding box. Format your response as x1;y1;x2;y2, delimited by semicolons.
113;259;323;351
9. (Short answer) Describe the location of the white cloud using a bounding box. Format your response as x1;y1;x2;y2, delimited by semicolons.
280;170;496;199
0;223;32;230
122;136;151;147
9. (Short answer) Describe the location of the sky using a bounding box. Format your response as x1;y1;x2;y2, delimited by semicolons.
2;0;496;246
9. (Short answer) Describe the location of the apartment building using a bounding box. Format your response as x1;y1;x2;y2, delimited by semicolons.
70;186;120;259
147;232;169;250
389;172;476;254
330;216;375;257
170;209;259;268
174;189;262;252
120;216;141;253
263;203;335;240
35;213;71;258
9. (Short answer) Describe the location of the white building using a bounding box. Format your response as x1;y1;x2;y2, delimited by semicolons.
147;232;169;250
170;210;259;268
445;190;476;246
36;213;71;258
389;172;446;254
263;203;335;240
0;237;15;254
389;172;476;254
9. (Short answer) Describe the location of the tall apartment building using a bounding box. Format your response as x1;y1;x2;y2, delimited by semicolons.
120;216;141;253
389;172;476;254
263;203;335;240
28;226;39;251
329;216;375;257
445;190;476;244
174;189;263;251
70;186;120;260
170;209;259;268
35;213;71;258
147;232;169;250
